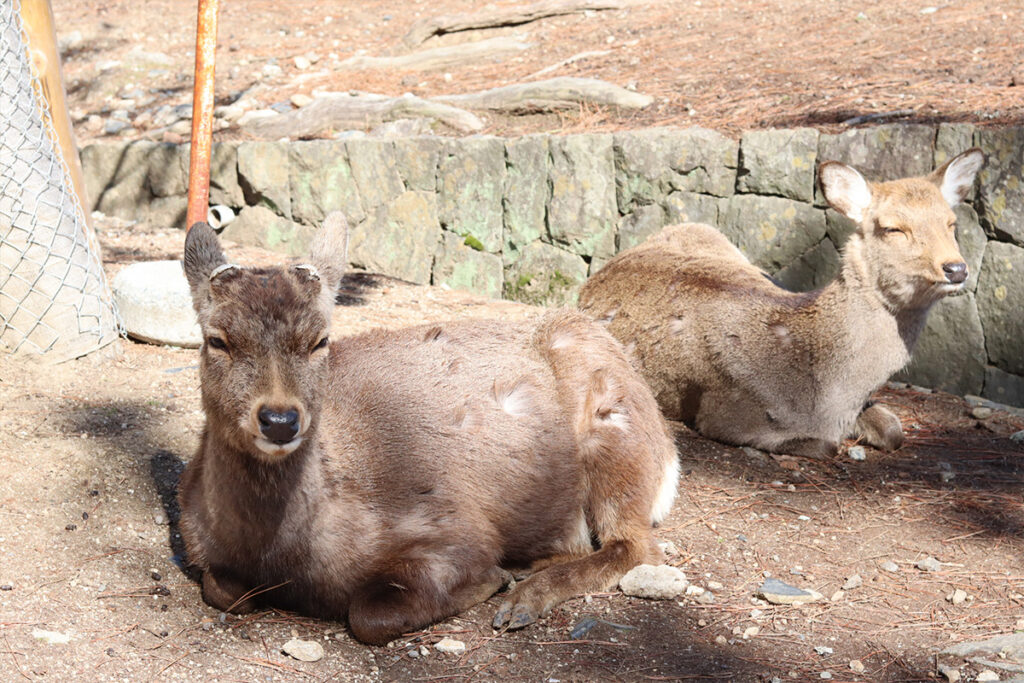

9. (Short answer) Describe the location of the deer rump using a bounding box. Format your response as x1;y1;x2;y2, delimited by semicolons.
178;217;678;645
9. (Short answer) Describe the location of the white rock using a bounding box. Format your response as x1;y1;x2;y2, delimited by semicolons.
815;646;834;656
820;673;832;680
971;406;993;419
916;556;941;572
294;55;312;70
848;445;867;461
32;628;71;645
939;665;961;682
619;564;689;599
685;584;705;596
707;580;724;591
434;637;466;655
290;93;313;108
842;574;863;590
282;638;324;662
742;626;759;639
976;671;1000;682
262;63;283;78
947;588;968;605
112;260;201;347
849;659;865;673
880;560;899;573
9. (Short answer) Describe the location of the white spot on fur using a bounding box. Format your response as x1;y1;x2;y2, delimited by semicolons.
294;264;321;280
668;317;687;335
492;379;532;417
558;509;593;556
651;456;680;524
600;408;630;431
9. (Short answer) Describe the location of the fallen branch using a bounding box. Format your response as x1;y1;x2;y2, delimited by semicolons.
244;92;484;138
340;36;531;72
841;109;915;126
433;76;653;112
404;0;627;47
528;49;611;78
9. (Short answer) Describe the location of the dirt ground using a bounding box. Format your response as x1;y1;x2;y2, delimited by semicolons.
51;0;1024;142
3;222;1024;682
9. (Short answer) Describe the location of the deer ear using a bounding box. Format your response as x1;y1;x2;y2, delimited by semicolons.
307;211;350;309
819;161;873;223
930;147;984;207
183;222;227;310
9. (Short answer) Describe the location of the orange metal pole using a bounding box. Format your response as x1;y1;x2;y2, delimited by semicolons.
186;0;219;231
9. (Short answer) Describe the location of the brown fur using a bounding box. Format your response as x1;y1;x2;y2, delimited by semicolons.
177;214;679;645
579;149;985;457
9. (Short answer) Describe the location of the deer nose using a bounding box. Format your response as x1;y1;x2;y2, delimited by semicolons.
942;261;968;284
258;408;300;444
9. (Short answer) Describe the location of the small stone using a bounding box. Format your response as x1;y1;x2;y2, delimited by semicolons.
880;560;899;573
419;645;430;657
408;649;419;658
757;578;824;605
282;638;324;662
104;119;130;135
658;540;679;556
714;635;728;646
820;673;832;680
269;101;293;114
65;523;77;531
976;671;1000;682
290;93;313;108
916;556;941;572
947;588;968;605
293;55;312;70
153;510;168;525
971;406;994;419
842;574;863;591
33;628;71;645
262;62;283;78
685;584;705;596
695;591;715;605
815;646;834;656
698;619;707;627
849;659;865;673
830;590;844;602
150;570;162;581
1010;430;1024;443
434;637;466;655
939;665;961;682
707;581;724;591
848;445;867;461
742;626;759;639
0;585;12;591
619;564;689;600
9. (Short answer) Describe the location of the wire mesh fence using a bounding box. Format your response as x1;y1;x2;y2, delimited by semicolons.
0;0;120;362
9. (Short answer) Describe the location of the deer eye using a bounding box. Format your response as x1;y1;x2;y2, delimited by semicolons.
881;226;904;237
311;337;329;353
206;336;228;351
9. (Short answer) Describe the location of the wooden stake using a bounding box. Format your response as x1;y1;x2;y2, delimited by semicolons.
186;0;219;231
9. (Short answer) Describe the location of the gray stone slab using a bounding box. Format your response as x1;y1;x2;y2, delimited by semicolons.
772;237;840;293
935;123;976;168
738;127;818;202
617;204;666;252
209;142;244;209
897;292;986;397
953;204;986;294
432;231;503;299
549;133;617;258
504;240;588;307
976;127;1024;246
346;138;405;214
347;190;441;285
239;141;291;218
438;136;505;253
718;194;827;272
83;141;155;218
503;135;550;263
983;366;1024;408
977;241;1024;376
221;205;314;257
393;136;442;192
289;140;364;226
146;143;187;198
663;191;721;227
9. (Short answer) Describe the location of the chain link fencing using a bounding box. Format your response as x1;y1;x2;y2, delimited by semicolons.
0;0;120;363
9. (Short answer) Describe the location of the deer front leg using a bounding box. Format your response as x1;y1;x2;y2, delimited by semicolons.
349;564;509;645
854;401;904;451
201;568;257;613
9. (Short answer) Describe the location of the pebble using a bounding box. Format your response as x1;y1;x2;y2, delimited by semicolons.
293;55;312;70
619;564;689;599
939;665;961;682
815;646;834;656
707;580;724;591
270;101;293;114
714;635;728;646
685;584;705;596
695;591;715;605
820;673;832;680
434;637;466;655
150;570;162;581
848;445;867;461
282;638;324;662
104;119;130;135
419;645;430;657
947;588;968;605
842;574;863;590
290;93;313;108
154;509;168;526
916;556;941;572
880;560;899;573
0;585;12;591
849;659;865;673
1010;430;1024;444
976;671;1000;682
970;406;993;419
742;626;759;639
32;628;71;645
757;578;823;605
262;62;283;78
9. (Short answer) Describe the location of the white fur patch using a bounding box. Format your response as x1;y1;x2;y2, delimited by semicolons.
559;509;593;556
495;380;532;417
651;456;680;524
294;264;321;280
600;408;630;431
940;150;984;207
209;263;240;280
550;332;574;350
820;163;871;222
254;436;303;457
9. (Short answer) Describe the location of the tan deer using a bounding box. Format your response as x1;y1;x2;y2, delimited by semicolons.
578;149;985;458
177;213;679;645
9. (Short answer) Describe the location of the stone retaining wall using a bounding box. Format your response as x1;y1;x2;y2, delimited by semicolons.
80;123;1024;406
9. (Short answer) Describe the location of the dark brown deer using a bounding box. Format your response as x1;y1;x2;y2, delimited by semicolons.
177;213;679;645
579;149;984;458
